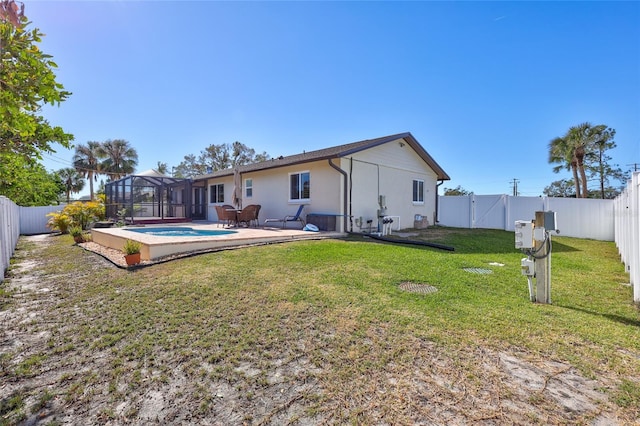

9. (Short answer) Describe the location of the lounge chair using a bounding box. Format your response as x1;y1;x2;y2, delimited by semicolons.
264;205;306;229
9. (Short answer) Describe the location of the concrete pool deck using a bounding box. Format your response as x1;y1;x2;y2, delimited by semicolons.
91;223;345;261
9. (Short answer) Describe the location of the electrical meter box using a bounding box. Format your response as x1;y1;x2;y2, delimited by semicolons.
515;220;534;249
521;258;535;276
544;211;558;232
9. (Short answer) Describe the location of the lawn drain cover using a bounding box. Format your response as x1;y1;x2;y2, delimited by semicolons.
398;282;438;294
463;267;493;274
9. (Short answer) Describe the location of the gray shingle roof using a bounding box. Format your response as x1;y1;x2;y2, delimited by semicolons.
195;132;450;181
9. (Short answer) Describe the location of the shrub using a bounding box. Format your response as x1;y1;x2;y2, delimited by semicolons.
116;208;128;227
46;212;72;234
69;226;82;238
123;239;141;255
63;201;105;230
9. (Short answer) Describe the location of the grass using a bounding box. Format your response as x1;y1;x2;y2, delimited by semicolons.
1;228;638;424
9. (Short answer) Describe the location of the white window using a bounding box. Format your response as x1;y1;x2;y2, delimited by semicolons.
289;171;310;201
209;184;224;203
245;178;253;198
413;179;424;204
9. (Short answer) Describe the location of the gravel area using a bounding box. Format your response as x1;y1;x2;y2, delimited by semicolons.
78;240;269;268
78;242;150;268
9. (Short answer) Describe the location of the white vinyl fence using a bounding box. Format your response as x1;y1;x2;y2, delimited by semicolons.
19;205;62;235
614;172;639;302
0;200;61;282
438;194;614;240
438;193;639;301
0;196;20;282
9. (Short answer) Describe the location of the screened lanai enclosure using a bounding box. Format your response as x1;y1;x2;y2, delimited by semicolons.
105;171;198;224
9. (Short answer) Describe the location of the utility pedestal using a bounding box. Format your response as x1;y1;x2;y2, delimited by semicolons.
534;211;552;304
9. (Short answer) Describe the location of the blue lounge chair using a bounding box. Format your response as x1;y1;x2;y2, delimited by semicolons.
264;205;306;229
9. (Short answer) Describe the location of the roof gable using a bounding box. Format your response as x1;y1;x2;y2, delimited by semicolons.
196;132;450;180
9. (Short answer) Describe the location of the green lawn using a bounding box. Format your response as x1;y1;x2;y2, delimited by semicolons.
1;228;639;424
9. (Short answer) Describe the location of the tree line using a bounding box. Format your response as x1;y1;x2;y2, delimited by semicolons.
171;141;270;178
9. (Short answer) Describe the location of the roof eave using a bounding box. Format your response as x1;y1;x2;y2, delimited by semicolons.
194;131;450;181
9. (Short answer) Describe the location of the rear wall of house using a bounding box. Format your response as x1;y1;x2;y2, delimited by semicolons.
343;139;438;232
204;160;343;228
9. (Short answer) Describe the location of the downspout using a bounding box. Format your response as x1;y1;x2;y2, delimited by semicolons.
435;180;444;223
328;158;350;232
349;158;353;231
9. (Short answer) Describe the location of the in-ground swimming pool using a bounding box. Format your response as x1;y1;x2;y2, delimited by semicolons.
91;225;334;261
126;227;237;237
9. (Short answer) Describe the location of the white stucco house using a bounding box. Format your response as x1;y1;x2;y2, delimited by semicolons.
191;132;450;233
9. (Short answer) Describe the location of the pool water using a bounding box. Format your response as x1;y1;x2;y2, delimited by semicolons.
127;227;237;237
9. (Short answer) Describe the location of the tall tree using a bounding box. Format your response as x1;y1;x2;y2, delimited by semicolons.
548;135;582;197
0;152;63;205
99;139;138;180
566;122;593;198
156;161;168;175
173;154;205;178
548;123;625;198
73;141;103;200
585;125;625;199
57;167;85;203
199;143;231;171
0;0;73;163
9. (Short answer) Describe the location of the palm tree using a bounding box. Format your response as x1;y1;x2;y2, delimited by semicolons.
156;161;169;175
57;168;85;203
548;122;597;198
548;135;582;197
99;139;138;180
73;141;103;200
566;122;593;198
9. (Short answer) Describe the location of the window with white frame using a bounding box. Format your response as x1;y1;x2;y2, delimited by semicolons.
245;178;253;198
289;171;310;201
413;179;424;204
209;184;224;203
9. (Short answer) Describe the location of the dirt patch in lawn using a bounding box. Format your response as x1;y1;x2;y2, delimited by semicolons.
0;235;633;424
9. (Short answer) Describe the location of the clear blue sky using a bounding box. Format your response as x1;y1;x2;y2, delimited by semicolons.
30;1;640;196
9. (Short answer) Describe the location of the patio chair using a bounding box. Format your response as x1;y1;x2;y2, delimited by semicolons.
215;205;237;228
237;204;261;227
264;205;306;229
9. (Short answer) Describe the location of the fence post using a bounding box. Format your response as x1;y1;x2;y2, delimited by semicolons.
470;194;475;229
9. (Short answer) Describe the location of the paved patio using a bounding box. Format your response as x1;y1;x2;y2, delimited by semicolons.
90;222;345;262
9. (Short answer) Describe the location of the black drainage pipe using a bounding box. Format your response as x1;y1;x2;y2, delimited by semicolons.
355;233;455;252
